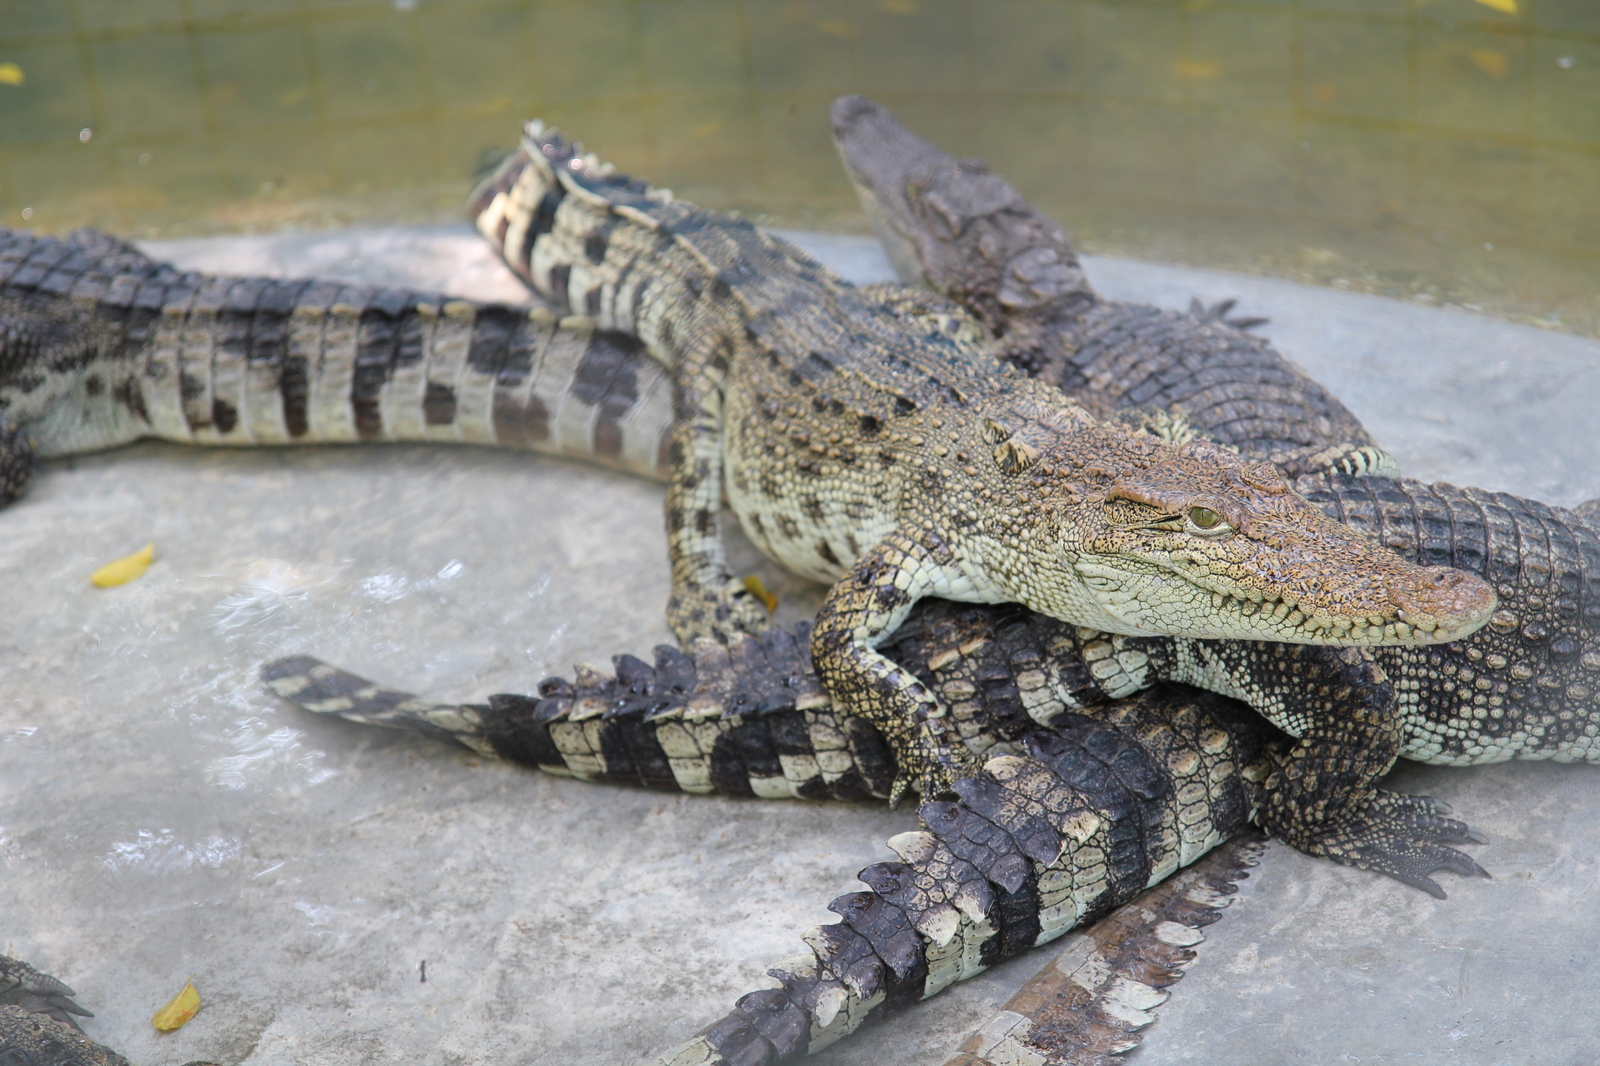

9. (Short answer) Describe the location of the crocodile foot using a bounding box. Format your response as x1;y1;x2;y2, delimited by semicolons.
667;576;772;644
1296;791;1490;899
887;714;982;808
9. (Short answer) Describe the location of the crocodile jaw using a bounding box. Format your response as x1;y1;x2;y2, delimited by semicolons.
1071;556;1496;647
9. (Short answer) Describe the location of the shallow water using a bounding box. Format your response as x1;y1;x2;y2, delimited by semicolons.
1;0;1598;333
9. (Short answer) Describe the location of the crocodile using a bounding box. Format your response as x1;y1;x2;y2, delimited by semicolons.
458;123;1600;891
258;616;1286;1066
464;122;1501;861
0;221;1495;876
827;94;1397;483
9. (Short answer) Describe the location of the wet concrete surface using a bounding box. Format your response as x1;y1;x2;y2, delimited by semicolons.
1;227;1596;1065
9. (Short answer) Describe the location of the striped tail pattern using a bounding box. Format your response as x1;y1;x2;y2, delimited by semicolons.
651;688;1279;1066
263;604;1112;803
0;226;672;480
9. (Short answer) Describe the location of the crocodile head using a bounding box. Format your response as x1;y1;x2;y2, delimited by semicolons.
829;94;1093;318
986;405;1497;646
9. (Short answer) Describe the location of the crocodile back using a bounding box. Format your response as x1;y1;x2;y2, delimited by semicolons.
1299;474;1600;763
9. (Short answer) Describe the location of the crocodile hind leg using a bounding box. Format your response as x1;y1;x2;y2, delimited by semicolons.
810;529;982;804
0;415;33;507
663;316;770;643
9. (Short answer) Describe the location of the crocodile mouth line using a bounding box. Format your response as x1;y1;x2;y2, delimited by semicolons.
1085;564;1485;646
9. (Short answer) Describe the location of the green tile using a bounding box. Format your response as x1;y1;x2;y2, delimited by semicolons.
1534;0;1600;33
419;3;537;110
0;141;114;216
1411;133;1527;236
970;1;1078;94
1533;36;1600;145
1190;114;1301;212
1528;146;1600;246
217;121;333;197
75;0;185;31
639;0;748;96
750;89;860;203
1298;121;1411;224
111;136;225;207
0;0;74;40
313;15;426;120
969;98;1083;204
433;107;522;184
199;26;318;126
188;0;303;22
93;32;207;138
1416;24;1529;137
527;0;643;103
852;0;974;95
1078;98;1192;204
1301;11;1411;122
745;0;857;93
324;118;439;185
1078;0;1186;104
0;41;94;145
649;93;760;198
1187;5;1294;111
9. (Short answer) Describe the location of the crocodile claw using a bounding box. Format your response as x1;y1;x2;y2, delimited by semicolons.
1295;790;1492;898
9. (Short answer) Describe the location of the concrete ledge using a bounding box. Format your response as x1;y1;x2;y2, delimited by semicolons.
0;227;1595;1065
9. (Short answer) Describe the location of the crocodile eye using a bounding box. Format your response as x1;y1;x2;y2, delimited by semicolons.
1188;506;1221;529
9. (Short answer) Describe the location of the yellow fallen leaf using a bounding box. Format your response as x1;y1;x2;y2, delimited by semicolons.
1475;0;1517;13
151;979;200;1031
880;0;918;14
817;19;854;39
91;542;155;587
0;63;23;86
1469;48;1508;79
742;574;779;614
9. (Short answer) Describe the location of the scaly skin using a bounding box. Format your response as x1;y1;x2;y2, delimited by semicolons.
469;124;1493;815
0;219;1491;822
828;94;1396;482
0;226;675;482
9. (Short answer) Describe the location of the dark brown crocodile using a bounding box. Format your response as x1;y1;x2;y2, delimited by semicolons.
827;94;1395;483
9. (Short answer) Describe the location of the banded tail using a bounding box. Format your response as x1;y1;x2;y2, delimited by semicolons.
0;226;672;480
649;687;1281;1066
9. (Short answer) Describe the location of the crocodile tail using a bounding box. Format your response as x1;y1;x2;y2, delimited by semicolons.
939;836;1264;1066
647;687;1282;1066
0;225;675;478
261;625;897;801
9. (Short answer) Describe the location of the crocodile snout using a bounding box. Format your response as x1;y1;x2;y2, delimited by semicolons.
1388;566;1497;639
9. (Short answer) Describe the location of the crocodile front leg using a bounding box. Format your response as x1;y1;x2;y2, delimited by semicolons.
664;317;770;643
811;529;983;803
1177;640;1487;896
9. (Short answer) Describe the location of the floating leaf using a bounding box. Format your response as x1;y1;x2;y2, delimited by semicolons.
0;63;22;86
151;979;200;1031
742;574;779;613
1469;48;1508;79
1475;0;1517;13
817;19;854;39
91;542;155;588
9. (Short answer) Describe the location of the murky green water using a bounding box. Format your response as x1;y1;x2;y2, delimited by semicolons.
1;0;1596;333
